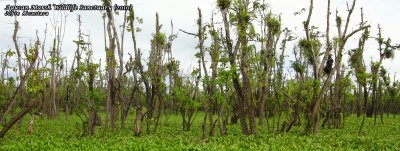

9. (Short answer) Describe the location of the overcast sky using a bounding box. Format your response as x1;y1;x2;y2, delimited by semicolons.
0;0;399;81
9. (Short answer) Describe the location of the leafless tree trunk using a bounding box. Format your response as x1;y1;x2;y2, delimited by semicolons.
120;0;129;129
102;12;110;129
103;0;118;130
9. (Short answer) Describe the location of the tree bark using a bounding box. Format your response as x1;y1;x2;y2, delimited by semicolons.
0;102;35;138
103;0;118;130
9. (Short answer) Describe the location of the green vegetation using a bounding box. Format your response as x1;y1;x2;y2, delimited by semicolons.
1;0;400;150
1;114;399;150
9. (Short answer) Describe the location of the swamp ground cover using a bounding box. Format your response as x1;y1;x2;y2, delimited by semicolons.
1;113;399;150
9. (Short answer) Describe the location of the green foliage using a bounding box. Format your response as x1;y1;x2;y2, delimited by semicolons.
7;77;15;86
127;9;143;33
303;78;317;102
298;38;321;64
1;114;399;150
166;59;180;72
217;68;231;84
73;63;87;79
248;25;257;39
1;0;399;149
73;40;87;46
191;69;200;77
266;14;281;34
0;95;6;108
88;63;100;74
6;50;14;57
383;38;397;59
340;71;356;105
349;49;362;69
213;90;226;105
102;0;111;6
175;85;200;110
336;16;342;28
151;32;167;47
217;0;231;10
88;90;105;104
27;69;49;95
27;43;39;63
229;12;238;24
291;61;305;74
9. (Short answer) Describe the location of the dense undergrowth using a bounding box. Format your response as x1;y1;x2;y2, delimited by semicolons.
1;113;399;150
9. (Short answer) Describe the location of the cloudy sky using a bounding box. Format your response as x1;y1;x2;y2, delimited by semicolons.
0;0;399;81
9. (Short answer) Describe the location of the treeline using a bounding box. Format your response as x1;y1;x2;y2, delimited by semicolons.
1;0;400;138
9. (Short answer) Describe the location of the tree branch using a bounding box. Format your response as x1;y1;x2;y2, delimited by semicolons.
344;25;370;43
179;29;198;37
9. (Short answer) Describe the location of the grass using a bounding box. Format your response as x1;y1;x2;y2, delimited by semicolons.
0;113;399;150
